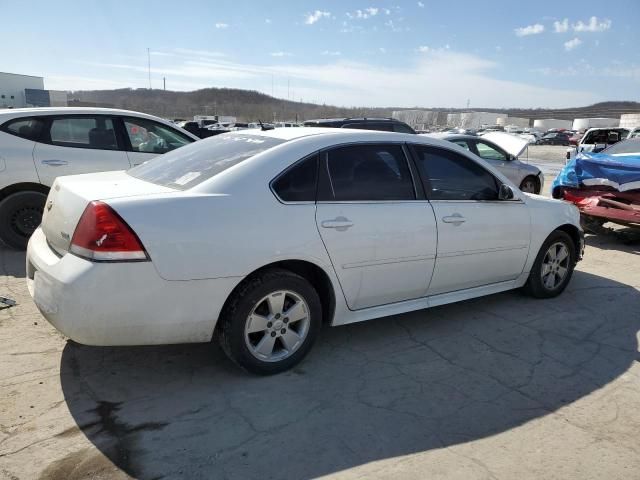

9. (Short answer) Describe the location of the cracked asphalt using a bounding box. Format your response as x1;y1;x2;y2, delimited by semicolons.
1;166;639;479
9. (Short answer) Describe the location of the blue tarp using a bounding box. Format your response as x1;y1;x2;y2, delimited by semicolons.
552;152;640;197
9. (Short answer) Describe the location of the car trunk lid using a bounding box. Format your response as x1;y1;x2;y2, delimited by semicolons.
482;132;529;158
42;171;176;254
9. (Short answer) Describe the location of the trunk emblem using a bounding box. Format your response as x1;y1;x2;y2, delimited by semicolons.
46;200;53;211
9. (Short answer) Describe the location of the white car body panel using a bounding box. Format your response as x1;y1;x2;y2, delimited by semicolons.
26;128;582;346
0;107;198;191
482;132;529;158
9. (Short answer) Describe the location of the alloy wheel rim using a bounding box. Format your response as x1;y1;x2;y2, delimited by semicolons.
244;290;310;362
541;241;570;290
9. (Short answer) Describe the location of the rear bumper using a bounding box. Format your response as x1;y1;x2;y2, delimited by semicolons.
26;228;241;346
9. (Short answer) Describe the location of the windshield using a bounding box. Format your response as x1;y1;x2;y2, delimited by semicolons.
602;138;640;155
582;129;629;144
128;134;285;190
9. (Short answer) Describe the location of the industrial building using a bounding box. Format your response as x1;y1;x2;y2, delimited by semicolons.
533;119;572;130
572;118;619;130
619;114;640;129
0;72;67;108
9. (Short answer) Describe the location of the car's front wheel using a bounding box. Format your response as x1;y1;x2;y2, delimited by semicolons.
523;230;576;298
0;191;47;250
218;269;322;375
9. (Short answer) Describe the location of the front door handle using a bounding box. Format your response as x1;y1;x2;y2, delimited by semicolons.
41;159;68;167
321;217;354;231
442;213;466;225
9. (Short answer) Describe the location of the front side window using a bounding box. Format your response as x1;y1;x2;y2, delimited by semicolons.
475;141;507;161
272;155;318;202
48;116;117;150
129;134;284;190
412;145;498;201
2;117;46;141
324;144;415;201
124;117;193;154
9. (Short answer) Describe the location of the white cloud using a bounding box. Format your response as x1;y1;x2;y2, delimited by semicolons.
553;18;569;33
215;22;228;29
321;50;341;56
265;18;272;24
72;50;598;108
572;16;612;32
383;8;391;14
418;1;425;6
347;8;379;19
564;37;582;51
417;45;430;53
270;51;292;57
514;23;545;37
305;10;330;25
172;48;226;58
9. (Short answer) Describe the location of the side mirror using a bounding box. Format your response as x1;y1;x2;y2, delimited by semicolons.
499;184;515;200
507;153;517;161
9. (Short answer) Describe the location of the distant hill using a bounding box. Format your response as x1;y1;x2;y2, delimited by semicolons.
67;88;640;122
68;87;392;122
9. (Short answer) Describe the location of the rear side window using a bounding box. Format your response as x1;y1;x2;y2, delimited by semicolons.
272;155;318;202
412;145;498;201
2;117;46;141
324;144;415;201
129;134;284;190
123;117;193;154
48;116;118;150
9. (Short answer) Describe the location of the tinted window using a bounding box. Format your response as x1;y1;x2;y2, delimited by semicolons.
475;141;507;160
393;123;415;134
325;144;415;201
49;116;117;150
602;138;640;155
2;117;45;141
412;145;498;201
129;134;284;190
124;117;193;154
272;155;318;202
343;122;394;132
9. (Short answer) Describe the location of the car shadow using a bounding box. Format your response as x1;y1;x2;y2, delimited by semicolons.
55;270;639;480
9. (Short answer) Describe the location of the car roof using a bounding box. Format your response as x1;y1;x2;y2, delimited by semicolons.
0;107;199;140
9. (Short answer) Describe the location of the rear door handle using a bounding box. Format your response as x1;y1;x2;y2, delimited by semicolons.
321;217;354;231
442;213;466;225
41;159;68;167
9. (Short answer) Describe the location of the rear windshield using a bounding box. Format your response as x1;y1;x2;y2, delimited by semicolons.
582;129;628;144
128;134;284;190
602;138;640;155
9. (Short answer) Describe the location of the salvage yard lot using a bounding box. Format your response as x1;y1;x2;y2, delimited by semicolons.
1;161;639;480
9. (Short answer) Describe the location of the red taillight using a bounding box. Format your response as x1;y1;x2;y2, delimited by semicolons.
70;201;148;262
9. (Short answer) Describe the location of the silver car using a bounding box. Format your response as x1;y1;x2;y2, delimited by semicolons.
429;132;544;194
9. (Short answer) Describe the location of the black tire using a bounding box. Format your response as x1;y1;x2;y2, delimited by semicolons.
218;268;322;375
523;230;576;299
519;176;539;194
0;191;47;250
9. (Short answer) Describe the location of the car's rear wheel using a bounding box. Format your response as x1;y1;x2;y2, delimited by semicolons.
218;269;322;375
519;176;539;194
523;230;576;298
0;191;47;250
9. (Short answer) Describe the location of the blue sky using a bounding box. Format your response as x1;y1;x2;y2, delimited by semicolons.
2;0;638;108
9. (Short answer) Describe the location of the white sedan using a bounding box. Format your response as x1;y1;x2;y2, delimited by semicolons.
26;128;584;374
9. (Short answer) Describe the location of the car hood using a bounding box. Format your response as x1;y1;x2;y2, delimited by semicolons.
482;132;529;158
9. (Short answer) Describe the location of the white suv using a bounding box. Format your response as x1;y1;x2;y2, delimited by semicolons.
0;107;198;248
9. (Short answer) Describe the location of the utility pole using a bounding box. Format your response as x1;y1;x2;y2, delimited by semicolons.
271;75;274;97
466;98;470;109
163;77;166;91
147;48;151;89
